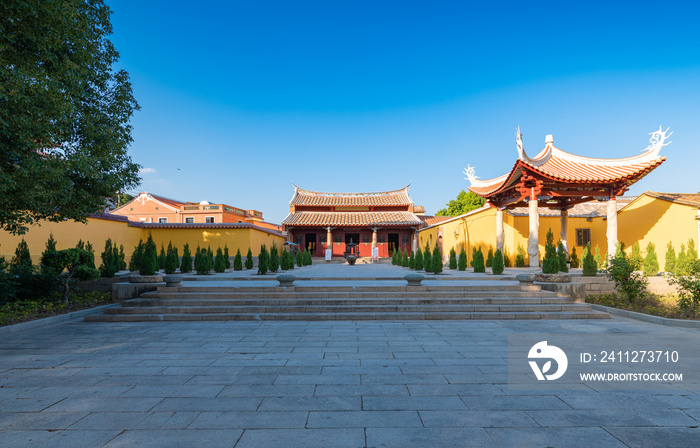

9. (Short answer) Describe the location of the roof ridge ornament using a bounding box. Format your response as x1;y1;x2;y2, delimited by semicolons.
644;126;672;157
463;165;478;185
516;126;526;160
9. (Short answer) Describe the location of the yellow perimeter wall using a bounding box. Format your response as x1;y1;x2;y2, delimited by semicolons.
0;217;285;264
419;194;699;265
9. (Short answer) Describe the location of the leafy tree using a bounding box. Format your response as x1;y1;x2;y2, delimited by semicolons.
515;244;526;267
448;248;457;270
569;247;580;269
164;242;178;274
485;247;494;268
11;239;32;268
471;247;485;273
669;259;700;319
0;0;140;235
42;248;100;304
435;190;486;217
408;251;415;269
158;244;166;271
414;248;424;271
140;233;157;276
233;249;243;271
99;238;118;278
605;245;648;305
224;245;231;269
257;245;269;275
180;243;192;273
492;249;504;275
402;249;409;267
664;242;676;273
129;240;143;272
541;229;559;274
458;247;467;271
214;247;226;273
269;242;279;273
118;245;127;270
556;241;568;273
643;242;659;277
245;248;254;270
432;245;443;274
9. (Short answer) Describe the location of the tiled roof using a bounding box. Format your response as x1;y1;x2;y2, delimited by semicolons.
282;211;422;227
419;215;452;226
290;185;413;206
135;222;284;237
148;193;187;208
642;191;700;208
507;197;635;217
468;134;667;197
413;205;426;213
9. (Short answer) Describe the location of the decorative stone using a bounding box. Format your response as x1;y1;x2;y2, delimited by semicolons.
535;273;571;283
128;275;164;283
162;275;184;287
515;273;537;284
277;274;297;287
405;273;425;286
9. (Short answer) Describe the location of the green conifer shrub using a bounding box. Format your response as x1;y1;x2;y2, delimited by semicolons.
643;242;659;276
582;244;597;276
119;245;127;270
196;248;212;275
402;249;409;267
485;247;494;268
258;245;269;275
392;247;399;265
99;238;119;278
541;229;559;274
193;245;202;273
41;233;57;261
11;239;32;268
164;242;178;274
224;245;231;269
158;244;166;271
129;240;143;271
432;246;443;274
245;248;254;270
449;248;457;270
214;247;226;273
458;247;467;271
569;247;580;268
415;248;424;271
305;249;312;266
424;247;433;273
503;249;511;268
110;245;119;273
515;244;526;267
594;245;604;270
556;241;568;273
233;249;243;271
492;248;504;275
664;242;676;273
280;249;289;270
630;242;643;270
207;246;214;269
140;233;158;276
677;244;688;275
472;247;485;273
408;251;415;269
180;243;193;273
269;242;279;273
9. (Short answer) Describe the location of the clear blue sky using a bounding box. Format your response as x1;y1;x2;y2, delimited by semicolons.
109;0;700;223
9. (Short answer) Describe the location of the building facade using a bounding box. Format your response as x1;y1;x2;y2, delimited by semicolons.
281;186;426;258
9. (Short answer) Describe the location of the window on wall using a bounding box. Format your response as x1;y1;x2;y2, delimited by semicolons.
158;218;167;223
320;235;327;244
295;236;302;245
185;217;194;223
378;236;385;244
401;236;410;246
362;236;370;245
334;235;342;244
205;216;215;223
576;229;591;246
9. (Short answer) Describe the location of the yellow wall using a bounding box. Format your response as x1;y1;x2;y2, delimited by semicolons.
418;194;699;265
0;217;285;264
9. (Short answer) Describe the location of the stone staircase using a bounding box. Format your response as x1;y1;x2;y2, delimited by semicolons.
85;278;610;322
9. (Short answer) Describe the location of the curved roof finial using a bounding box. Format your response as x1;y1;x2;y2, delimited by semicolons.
516;126;526;160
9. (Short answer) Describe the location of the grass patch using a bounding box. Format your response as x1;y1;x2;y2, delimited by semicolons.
0;290;112;327
586;293;698;320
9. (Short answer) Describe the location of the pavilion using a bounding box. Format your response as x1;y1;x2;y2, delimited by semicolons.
467;127;670;266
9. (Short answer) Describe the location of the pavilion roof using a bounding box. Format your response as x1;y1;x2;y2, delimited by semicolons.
507;196;635;217
290;185;413;207
281;211;422;227
468;130;669;198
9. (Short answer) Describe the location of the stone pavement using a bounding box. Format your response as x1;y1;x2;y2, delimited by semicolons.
1;318;698;447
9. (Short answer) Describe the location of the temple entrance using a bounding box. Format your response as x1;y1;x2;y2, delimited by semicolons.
305;233;316;254
388;233;399;255
345;233;360;245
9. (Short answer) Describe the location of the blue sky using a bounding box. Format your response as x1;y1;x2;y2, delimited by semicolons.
109;0;700;223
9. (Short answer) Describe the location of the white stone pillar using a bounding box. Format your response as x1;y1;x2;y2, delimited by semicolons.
606;196;618;260
372;228;379;263
496;208;504;253
560;209;569;258
326;227;333;262
412;231;418;253
528;192;539;267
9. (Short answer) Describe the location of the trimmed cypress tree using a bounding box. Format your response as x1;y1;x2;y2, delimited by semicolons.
111;244;119;273
630;242;643;270
214;247;226;273
392;247;399;265
569;246;580;268
643;242;659;276
85;241;96;269
556;241;568;273
164;242;178;274
515;244;526;267
492;248;504;275
233;249;243;271
594;245;604;270
198;248;212;274
245;248;254;270
458;247;467;271
408;251;415;269
119;245;127;270
158;244;166;271
503;249;511;268
432;245;443;274
542;229;559;274
687;238;698;262
473;247;485;273
485;247;494;268
582;244;597;276
193;245;202;273
414;248;424;271
449;248;457;270
258;245;269;275
305;249;312;266
402;249;409;267
295;249;303;268
269;242;279;273
424;247;433;273
207;246;214;270
280;249;289;270
140;233;158;276
224;245;231;269
129;240;143;271
676;244;688;275
180;243;193;273
12;239;32;268
99;238;118;278
664;242;676;273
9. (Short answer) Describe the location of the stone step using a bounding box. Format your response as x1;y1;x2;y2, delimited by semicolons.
141;290;556;300
174;284;525;293
104;303;595;314
85;310;611;322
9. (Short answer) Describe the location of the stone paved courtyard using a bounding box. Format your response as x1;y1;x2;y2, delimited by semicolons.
1;316;699;447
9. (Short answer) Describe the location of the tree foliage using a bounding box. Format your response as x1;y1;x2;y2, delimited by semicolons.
541;229;559;274
643;242;659;277
664;242;676;273
0;0;141;234
605;245;648;305
515;244;526;267
471;247;485;273
245;248;254;270
492;249;504;275
180;243;192;273
458;247;467;271
414;248;424;271
435;190;485;217
556;241;568;273
448;248;457;270
42;248;99;304
569;247;580;269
